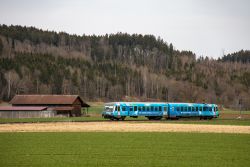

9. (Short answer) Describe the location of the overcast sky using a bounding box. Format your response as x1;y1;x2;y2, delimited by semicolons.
0;0;249;58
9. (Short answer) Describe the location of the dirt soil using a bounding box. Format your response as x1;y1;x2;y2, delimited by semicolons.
0;122;250;133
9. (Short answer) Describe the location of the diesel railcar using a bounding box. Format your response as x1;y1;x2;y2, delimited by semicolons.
102;102;219;120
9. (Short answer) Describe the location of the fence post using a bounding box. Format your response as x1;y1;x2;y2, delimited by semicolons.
239;98;242;119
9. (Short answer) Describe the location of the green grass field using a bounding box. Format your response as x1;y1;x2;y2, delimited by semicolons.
221;108;250;115
0;132;249;167
86;104;103;114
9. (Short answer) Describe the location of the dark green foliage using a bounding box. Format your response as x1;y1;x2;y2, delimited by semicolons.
0;71;6;90
0;24;60;46
0;25;172;58
0;38;3;55
220;50;250;63
108;33;169;52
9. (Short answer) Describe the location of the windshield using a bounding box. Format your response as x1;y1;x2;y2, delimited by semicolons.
104;106;114;112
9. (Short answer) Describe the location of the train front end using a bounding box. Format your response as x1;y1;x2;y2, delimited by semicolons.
102;102;127;120
213;104;220;118
102;103;115;119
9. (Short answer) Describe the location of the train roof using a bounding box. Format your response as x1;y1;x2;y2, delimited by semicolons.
105;102;217;106
105;102;166;105
168;102;217;105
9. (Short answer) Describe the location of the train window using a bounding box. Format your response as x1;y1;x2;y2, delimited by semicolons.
151;106;154;111
177;107;180;111
118;106;120;112
142;106;145;111
203;107;207;111
192;107;195;111
159;106;162;111
134;106;137;111
105;106;113;112
180;107;183;111
184;107;187;111
130;106;133;111
164;107;167;111
216;107;218;111
155;106;158;111
209;107;212;111
199;107;202;111
122;106;126;111
196;107;199;111
147;106;150;111
115;106;117;111
188;107;191;111
138;106;142;111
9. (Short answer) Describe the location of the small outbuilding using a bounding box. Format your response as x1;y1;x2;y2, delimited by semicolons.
0;106;54;118
0;95;90;118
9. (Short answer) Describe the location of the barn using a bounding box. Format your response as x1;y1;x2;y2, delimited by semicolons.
0;95;90;118
0;106;55;118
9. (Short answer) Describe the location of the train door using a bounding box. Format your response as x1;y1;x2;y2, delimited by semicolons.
120;105;127;116
134;105;138;116
213;106;216;117
117;105;120;117
194;106;199;117
168;104;176;118
191;106;198;116
198;106;203;116
128;106;133;116
163;105;168;118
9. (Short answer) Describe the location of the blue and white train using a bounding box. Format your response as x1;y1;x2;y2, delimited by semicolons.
102;102;219;120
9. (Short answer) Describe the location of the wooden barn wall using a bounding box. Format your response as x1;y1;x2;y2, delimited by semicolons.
0;111;56;118
72;98;82;116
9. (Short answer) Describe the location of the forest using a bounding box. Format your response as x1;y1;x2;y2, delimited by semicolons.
0;24;249;109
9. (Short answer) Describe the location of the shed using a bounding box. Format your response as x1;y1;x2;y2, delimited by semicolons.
9;95;90;117
0;106;56;118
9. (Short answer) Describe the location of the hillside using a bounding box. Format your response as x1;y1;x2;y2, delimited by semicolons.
0;24;249;109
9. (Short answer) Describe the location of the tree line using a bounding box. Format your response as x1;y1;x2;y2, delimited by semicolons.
0;24;249;109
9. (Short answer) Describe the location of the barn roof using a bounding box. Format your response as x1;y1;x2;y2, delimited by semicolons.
0;106;47;111
48;107;74;111
10;95;90;107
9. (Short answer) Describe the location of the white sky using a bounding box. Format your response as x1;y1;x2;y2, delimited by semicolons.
0;0;249;58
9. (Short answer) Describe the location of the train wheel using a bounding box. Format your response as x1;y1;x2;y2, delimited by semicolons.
121;116;126;121
154;116;162;120
170;117;179;120
147;117;153;120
